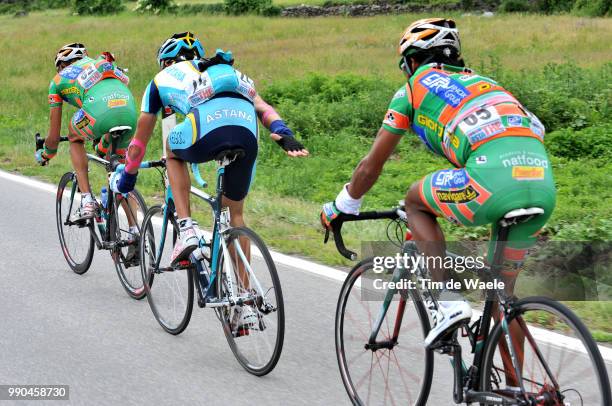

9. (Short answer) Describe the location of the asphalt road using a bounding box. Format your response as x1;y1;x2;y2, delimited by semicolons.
0;172;610;405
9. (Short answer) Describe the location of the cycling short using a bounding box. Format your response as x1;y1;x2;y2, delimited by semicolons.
419;136;556;261
168;97;258;201
68;78;137;151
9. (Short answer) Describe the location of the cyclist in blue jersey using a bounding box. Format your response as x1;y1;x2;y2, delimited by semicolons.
110;32;308;265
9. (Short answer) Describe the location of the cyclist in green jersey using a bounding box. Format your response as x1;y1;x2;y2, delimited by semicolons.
321;18;556;350
36;43;138;221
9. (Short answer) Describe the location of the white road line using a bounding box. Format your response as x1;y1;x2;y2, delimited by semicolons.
1;168;611;363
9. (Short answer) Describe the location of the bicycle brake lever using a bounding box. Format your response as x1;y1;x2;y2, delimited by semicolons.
324;228;330;244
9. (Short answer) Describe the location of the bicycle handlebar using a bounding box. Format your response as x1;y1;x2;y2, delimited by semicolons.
324;209;401;260
191;163;208;189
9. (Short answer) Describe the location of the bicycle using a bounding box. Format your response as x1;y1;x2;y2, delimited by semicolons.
35;129;161;299
138;148;284;376
325;202;611;405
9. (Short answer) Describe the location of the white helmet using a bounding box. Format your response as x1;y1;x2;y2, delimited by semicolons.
398;18;460;58
55;43;87;71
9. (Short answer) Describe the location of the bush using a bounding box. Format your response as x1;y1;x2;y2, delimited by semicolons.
545;124;612;160
572;0;610;16
499;0;530;12
134;0;176;13
224;0;273;15
72;0;124;14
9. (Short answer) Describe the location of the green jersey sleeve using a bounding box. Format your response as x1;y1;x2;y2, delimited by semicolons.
381;85;413;135
48;76;63;108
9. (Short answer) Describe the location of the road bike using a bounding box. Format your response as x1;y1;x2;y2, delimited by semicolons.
35;129;161;299
138;148;284;376
326;202;611;405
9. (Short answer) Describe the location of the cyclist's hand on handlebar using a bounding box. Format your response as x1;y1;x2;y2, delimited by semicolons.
320;201;343;230
35;149;51;166
109;169;137;194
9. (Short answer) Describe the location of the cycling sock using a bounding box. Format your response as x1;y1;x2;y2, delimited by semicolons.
178;217;193;238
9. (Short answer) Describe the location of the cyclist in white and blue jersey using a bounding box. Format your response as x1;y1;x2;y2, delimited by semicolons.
110;32;308;265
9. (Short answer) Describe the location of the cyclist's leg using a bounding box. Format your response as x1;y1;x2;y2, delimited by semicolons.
68;109;95;195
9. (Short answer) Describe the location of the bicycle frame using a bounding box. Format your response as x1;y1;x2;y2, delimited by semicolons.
148;159;263;310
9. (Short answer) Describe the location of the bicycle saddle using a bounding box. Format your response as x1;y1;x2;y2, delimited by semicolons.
500;207;544;226
214;148;245;163
109;126;132;138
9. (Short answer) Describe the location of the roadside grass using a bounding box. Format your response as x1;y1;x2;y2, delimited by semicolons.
0;12;610;338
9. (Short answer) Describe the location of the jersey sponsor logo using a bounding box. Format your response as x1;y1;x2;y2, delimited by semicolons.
459;106;506;144
165;65;186;81
450;134;460;148
392;88;406;100
206;109;254;123
465;119;505;143
435;185;480;204
48;94;62;105
169;128;185;146
188;86;214;107
60;86;80;96
102;92;130;102
77;66;103;90
416;114;444;138
60;65;82;80
73;110;90;130
478;82;492;92
433;169;469;188
507;115;523;126
383;109;409;130
108;99;128;108
511;166;545;180
419;72;471;107
475;156;487;164
501;153;549;168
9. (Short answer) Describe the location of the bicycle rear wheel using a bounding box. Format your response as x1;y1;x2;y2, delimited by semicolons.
215;227;284;376
335;258;433;406
55;172;94;274
109;189;147;299
480;296;611;405
140;205;193;334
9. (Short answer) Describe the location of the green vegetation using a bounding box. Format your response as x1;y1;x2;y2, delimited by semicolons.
0;11;610;337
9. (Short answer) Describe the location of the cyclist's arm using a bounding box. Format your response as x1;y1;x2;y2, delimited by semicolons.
346;128;402;198
45;106;62;152
254;94;282;129
125;112;156;175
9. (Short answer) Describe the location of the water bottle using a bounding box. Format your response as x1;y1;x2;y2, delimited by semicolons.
100;187;108;209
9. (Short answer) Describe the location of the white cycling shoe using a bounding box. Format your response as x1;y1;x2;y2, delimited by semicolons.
231;306;258;336
170;226;199;267
424;290;472;349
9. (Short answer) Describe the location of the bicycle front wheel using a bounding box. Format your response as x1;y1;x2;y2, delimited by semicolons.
336;259;433;406
480;296;611;405
140;205;194;335
215;227;284;376
55;172;94;274
109;189;147;299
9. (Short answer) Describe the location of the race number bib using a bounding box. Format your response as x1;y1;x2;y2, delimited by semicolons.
458;105;506;144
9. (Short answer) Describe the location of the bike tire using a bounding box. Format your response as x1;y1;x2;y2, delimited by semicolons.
335;258;434;406
215;226;284;376
55;172;94;275
110;188;148;299
140;205;194;335
480;296;611;406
